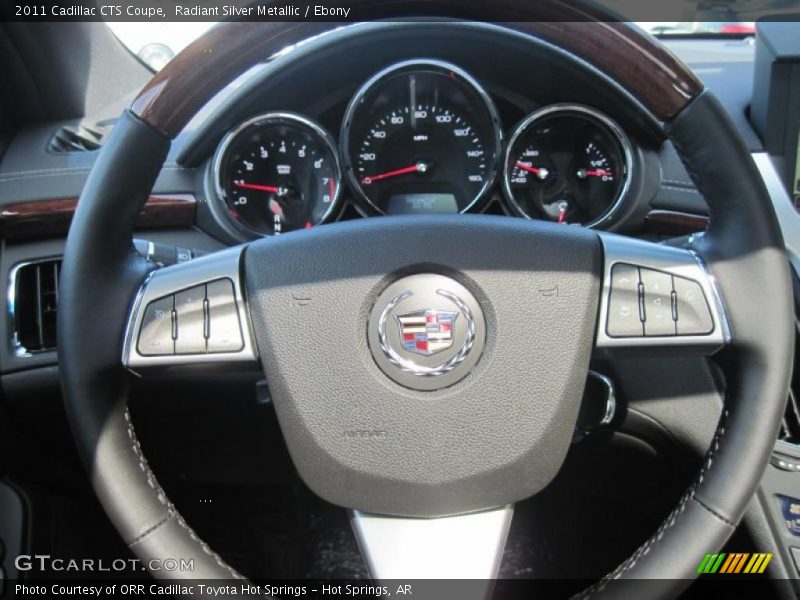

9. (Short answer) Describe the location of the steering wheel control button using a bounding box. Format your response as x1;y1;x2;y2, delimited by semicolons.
606;261;716;339
206;279;244;353
137;296;176;356
175;286;207;354
606;263;644;337
368;273;486;391
134;278;244;357
640;268;676;336
673;275;714;335
124;247;257;367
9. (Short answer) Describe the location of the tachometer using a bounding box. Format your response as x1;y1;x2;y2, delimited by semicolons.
341;60;502;215
212;112;342;238
502;104;632;227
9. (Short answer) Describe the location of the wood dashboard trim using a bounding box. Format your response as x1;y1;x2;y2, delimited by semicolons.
644;209;709;235
0;194;196;241
131;5;702;138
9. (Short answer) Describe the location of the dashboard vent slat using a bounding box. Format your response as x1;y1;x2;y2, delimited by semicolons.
12;259;62;355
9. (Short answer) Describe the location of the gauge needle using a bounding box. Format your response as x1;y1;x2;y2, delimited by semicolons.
361;162;429;185
557;201;569;224
515;162;549;180
576;169;611;179
234;181;280;193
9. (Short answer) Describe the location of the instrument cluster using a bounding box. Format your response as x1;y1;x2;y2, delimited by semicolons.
211;59;635;239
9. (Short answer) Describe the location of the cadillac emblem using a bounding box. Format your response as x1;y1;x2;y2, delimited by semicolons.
396;309;458;356
368;274;486;391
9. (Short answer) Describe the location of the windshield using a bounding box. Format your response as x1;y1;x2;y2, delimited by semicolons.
636;21;755;35
107;22;215;71
106;19;759;72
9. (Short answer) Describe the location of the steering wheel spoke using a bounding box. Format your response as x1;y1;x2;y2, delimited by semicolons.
351;506;512;585
122;246;258;369
56;14;795;593
594;233;730;356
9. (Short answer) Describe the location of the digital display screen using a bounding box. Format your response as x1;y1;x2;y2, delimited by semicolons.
387;193;459;215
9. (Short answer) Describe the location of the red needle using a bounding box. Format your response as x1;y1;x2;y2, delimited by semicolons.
362;164;422;185
515;162;543;175
583;169;611;177
557;206;567;224
234;181;280;193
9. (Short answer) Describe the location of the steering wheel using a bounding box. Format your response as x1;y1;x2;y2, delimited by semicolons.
58;4;794;598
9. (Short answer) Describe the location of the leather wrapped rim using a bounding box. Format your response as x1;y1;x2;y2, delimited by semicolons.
58;6;792;595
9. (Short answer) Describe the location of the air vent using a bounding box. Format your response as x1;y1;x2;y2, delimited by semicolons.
47;120;113;153
11;259;61;355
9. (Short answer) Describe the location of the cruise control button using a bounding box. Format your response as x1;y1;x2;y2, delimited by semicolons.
674;276;713;335
607;263;643;337
137;296;175;356
206;279;244;353
175;286;207;354
640;268;675;336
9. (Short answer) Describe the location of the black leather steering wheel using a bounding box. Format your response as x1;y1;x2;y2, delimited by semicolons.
58;6;794;598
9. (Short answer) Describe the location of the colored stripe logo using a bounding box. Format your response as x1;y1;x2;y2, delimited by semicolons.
697;553;773;574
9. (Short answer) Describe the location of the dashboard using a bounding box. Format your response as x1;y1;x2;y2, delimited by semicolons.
208;57;637;240
3;20;800;593
170;22;678;245
0;24;764;379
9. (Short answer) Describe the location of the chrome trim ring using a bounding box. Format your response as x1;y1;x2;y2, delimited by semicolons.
340;58;503;216
210;111;343;241
501;103;634;229
367;273;487;391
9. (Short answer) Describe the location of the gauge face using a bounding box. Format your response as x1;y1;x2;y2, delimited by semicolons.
213;113;341;237
341;60;502;215
502;105;631;227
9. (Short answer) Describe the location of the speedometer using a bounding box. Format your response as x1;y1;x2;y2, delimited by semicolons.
340;60;502;215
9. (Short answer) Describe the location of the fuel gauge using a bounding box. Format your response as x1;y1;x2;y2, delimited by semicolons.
503;105;632;227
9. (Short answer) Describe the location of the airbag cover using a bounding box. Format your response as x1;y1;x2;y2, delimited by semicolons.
244;215;601;516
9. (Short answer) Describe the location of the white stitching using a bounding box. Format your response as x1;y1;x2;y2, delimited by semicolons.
574;408;729;599
123;408;244;580
659;184;702;195
124;408;174;510
662;179;695;187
